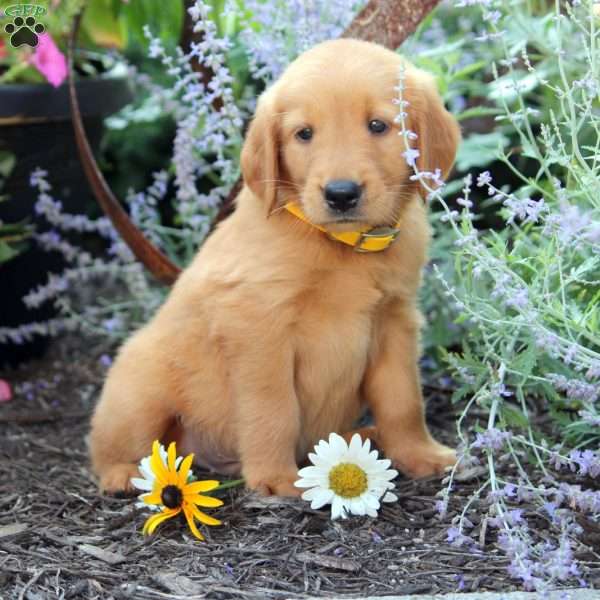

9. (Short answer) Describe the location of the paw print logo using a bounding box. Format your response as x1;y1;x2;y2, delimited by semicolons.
4;15;45;48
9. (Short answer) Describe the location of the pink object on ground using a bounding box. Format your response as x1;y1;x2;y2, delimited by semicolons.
29;33;68;88
0;379;12;403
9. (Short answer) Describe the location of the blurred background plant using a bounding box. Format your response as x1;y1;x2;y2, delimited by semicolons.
400;0;600;590
1;0;599;592
0;149;32;264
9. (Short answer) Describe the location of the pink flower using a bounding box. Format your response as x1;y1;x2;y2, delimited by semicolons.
0;379;12;403
30;33;67;88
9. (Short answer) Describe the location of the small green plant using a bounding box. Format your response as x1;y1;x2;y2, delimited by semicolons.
0;150;31;264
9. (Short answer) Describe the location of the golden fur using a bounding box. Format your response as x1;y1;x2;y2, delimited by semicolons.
89;39;461;496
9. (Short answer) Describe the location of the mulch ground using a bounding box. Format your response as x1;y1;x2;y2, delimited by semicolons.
1;336;598;600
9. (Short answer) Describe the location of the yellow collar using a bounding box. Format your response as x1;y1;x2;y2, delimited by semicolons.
284;202;401;252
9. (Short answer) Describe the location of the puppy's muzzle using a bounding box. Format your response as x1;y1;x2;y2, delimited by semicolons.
324;179;362;213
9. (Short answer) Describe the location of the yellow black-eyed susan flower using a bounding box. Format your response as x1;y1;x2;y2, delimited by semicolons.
131;440;223;541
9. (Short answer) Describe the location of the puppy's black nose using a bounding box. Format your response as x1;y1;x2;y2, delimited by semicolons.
324;180;362;212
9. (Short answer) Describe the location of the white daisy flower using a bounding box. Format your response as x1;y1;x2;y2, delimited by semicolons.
131;442;187;510
295;432;399;520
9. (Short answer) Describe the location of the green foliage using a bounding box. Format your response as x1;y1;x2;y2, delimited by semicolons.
107;0;183;49
0;150;31;264
407;1;600;454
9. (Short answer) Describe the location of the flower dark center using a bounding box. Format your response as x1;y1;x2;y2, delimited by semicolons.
161;484;183;508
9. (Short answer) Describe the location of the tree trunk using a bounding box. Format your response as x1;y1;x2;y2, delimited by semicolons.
343;0;441;49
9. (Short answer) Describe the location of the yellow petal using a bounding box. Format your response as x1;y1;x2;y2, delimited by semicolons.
167;441;177;472
142;507;180;535
188;494;224;508
150;441;168;486
191;504;221;527
142;491;162;505
166;442;179;484
177;453;194;488
183;480;220;495
183;505;205;541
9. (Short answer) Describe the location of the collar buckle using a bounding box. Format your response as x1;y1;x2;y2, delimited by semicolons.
354;226;401;253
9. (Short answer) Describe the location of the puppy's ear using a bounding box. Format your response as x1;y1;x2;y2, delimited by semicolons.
409;71;461;199
240;89;280;216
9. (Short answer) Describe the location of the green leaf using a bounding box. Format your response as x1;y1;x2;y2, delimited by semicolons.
0;151;16;179
511;345;538;380
450;60;488;82
0;241;21;263
502;405;529;430
456;106;503;122
455;132;509;171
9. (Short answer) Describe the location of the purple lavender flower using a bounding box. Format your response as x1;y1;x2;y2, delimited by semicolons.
402;147;421;168
567;450;600;478
99;355;113;368
579;410;600;426
543;202;596;246
504;287;529;310
435;498;449;518
446;526;471;547
503;196;547;225
548;374;599;403
229;0;363;83
472;428;513;451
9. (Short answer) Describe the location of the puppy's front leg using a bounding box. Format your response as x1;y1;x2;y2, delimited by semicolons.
364;302;456;478
233;345;301;496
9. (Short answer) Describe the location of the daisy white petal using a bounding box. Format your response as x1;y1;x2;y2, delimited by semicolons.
364;494;381;510
328;432;348;455
362;437;371;454
138;457;154;480
349;433;363;456
310;488;335;509
131;477;154;491
350;497;366;516
297;465;323;479
377;458;392;470
331;495;347;520
307;452;334;469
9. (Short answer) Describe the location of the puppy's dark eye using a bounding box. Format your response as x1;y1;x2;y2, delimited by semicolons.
295;127;313;142
368;119;389;135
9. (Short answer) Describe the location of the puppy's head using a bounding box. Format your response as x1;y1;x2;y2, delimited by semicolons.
241;39;460;229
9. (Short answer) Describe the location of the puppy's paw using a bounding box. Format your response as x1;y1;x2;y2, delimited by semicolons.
390;441;456;479
246;472;302;497
98;463;141;495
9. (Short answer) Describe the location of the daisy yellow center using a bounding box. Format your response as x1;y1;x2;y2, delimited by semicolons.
328;463;368;498
161;484;183;509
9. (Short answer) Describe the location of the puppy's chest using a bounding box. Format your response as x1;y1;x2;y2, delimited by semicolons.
291;274;385;400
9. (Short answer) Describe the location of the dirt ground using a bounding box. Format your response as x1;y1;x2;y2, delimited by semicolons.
1;336;598;600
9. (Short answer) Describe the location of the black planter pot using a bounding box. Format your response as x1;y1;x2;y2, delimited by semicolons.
0;72;132;368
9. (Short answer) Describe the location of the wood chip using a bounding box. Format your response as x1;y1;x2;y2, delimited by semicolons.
0;523;28;539
296;551;361;572
454;465;488;482
78;544;127;565
244;496;302;509
152;572;204;595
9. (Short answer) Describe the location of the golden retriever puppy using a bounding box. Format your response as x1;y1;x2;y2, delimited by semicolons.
90;38;461;496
